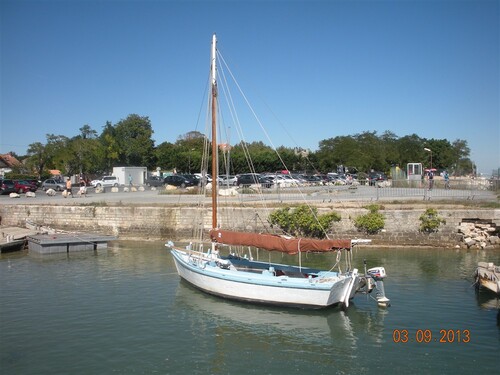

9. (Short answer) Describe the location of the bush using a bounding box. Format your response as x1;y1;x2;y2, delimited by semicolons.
419;208;446;232
354;204;385;234
269;204;341;239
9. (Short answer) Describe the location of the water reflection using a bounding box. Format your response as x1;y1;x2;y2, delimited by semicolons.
474;288;500;327
174;281;388;356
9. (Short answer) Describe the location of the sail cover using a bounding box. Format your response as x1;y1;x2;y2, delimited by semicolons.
210;229;351;254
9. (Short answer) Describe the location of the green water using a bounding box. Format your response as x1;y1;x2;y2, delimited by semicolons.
1;242;499;374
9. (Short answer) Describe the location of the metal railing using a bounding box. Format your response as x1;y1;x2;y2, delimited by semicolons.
222;178;496;204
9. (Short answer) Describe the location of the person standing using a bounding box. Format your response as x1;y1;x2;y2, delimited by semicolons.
79;177;87;197
128;174;133;188
65;178;73;198
444;171;450;189
427;170;434;190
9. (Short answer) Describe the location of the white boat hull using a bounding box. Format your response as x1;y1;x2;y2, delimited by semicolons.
171;248;359;308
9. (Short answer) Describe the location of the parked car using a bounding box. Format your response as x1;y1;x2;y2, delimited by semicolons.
41;178;66;191
145;176;165;187
368;172;387;186
237;174;273;188
219;175;237;186
180;174;201;186
164;175;195;188
194;173;212;184
0;179;16;195
13;180;38;193
91;176;119;188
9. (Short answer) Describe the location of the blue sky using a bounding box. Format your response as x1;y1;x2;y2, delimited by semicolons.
1;0;498;174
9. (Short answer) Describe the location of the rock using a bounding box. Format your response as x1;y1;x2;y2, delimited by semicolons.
111;187;119;193
378;180;391;188
165;184;177;190
123;187;129;192
95;186;104;193
9;193;20;198
138;186;145;192
489;236;500;245
464;237;476;248
219;188;238;196
26;192;36;198
46;189;56;196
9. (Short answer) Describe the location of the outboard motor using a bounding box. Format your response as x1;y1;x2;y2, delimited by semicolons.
367;267;390;307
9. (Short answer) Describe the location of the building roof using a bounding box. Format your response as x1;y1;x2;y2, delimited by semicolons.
0;153;21;168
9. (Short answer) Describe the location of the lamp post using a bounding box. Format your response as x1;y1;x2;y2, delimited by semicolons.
424;148;432;170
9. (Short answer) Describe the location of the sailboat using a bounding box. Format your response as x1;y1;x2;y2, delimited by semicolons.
167;34;389;309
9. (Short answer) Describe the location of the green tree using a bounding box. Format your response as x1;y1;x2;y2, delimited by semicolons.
100;121;120;172
114;114;155;167
25;142;48;178
155;141;177;171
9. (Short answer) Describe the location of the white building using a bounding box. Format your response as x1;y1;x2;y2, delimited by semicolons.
112;166;147;186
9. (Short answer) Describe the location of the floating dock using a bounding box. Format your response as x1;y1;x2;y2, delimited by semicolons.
27;233;117;254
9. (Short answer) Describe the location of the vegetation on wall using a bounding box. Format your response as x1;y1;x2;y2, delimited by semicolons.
353;204;386;234
268;204;341;239
419;208;446;233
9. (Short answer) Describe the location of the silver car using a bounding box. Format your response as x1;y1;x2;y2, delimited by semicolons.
41;178;66;191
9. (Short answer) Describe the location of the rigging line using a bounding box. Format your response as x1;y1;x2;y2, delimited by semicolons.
192;69;211;135
259;97;323;175
217;54;259;176
217;52;271;209
218;50;329;238
218;53;310;186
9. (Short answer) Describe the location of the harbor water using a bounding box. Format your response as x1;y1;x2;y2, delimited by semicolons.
1;242;499;374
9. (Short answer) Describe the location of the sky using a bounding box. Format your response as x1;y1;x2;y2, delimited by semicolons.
1;0;498;174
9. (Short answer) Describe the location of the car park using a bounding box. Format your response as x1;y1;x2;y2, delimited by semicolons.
0;179;16;195
164;175;195;188
41;178;66;191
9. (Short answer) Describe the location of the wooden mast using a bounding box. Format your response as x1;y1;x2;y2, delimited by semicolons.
211;34;218;229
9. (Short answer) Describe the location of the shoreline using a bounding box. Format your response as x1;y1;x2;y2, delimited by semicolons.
1;189;499;249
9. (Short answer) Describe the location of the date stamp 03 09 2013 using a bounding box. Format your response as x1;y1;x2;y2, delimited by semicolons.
392;329;471;344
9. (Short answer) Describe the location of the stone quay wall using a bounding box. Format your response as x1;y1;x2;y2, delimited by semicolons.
1;204;499;248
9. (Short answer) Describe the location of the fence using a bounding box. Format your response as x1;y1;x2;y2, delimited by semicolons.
224;177;496;204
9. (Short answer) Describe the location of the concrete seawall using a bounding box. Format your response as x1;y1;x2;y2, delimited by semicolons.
1;203;499;248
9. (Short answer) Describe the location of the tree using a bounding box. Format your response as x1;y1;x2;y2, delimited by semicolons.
100;121;120;172
114;114;155;167
155;141;177;171
25;142;48;179
395;134;424;167
79;124;98;139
